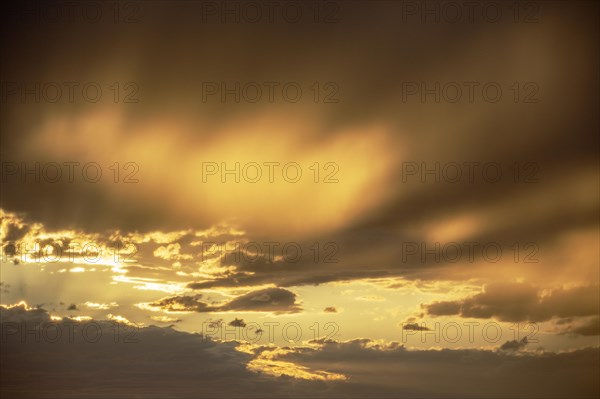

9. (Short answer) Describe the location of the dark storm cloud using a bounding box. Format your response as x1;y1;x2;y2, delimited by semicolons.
424;300;462;316
183;197;595;289
0;1;598;328
3;306;599;398
1;1;597;238
558;316;600;337
423;282;600;324
570;317;600;337
0;304;299;398
1;2;598;397
276;338;600;398
499;337;528;352
150;287;301;314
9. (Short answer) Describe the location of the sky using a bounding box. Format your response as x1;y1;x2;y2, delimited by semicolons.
1;0;599;397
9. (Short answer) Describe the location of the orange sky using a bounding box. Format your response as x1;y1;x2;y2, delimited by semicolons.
1;1;598;397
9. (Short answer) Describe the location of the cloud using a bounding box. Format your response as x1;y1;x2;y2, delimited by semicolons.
401;323;430;331
207;318;224;329
1;1;598;297
499;337;528;351
0;302;51;324
277;339;600;398
229;318;247;328
424;301;462;316
0;2;598;396
84;302;119;310
423;282;600;324
153;243;192;261
220;288;301;313
0;305;295;398
558;316;600;337
3;205;597;310
148;288;301;314
150;315;182;324
148;294;209;312
570;317;600;336
2;305;599;398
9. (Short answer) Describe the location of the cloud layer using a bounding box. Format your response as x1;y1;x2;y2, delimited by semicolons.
2;305;599;398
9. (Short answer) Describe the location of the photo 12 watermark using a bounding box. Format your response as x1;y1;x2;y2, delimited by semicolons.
201;161;339;183
201;81;340;104
196;1;340;24
201;241;340;264
400;81;539;103
398;1;540;24
1;81;140;104
400;321;539;344
400;241;540;264
1;162;140;184
400;162;540;184
8;1;141;24
1;240;138;265
1;320;139;344
201;320;340;343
